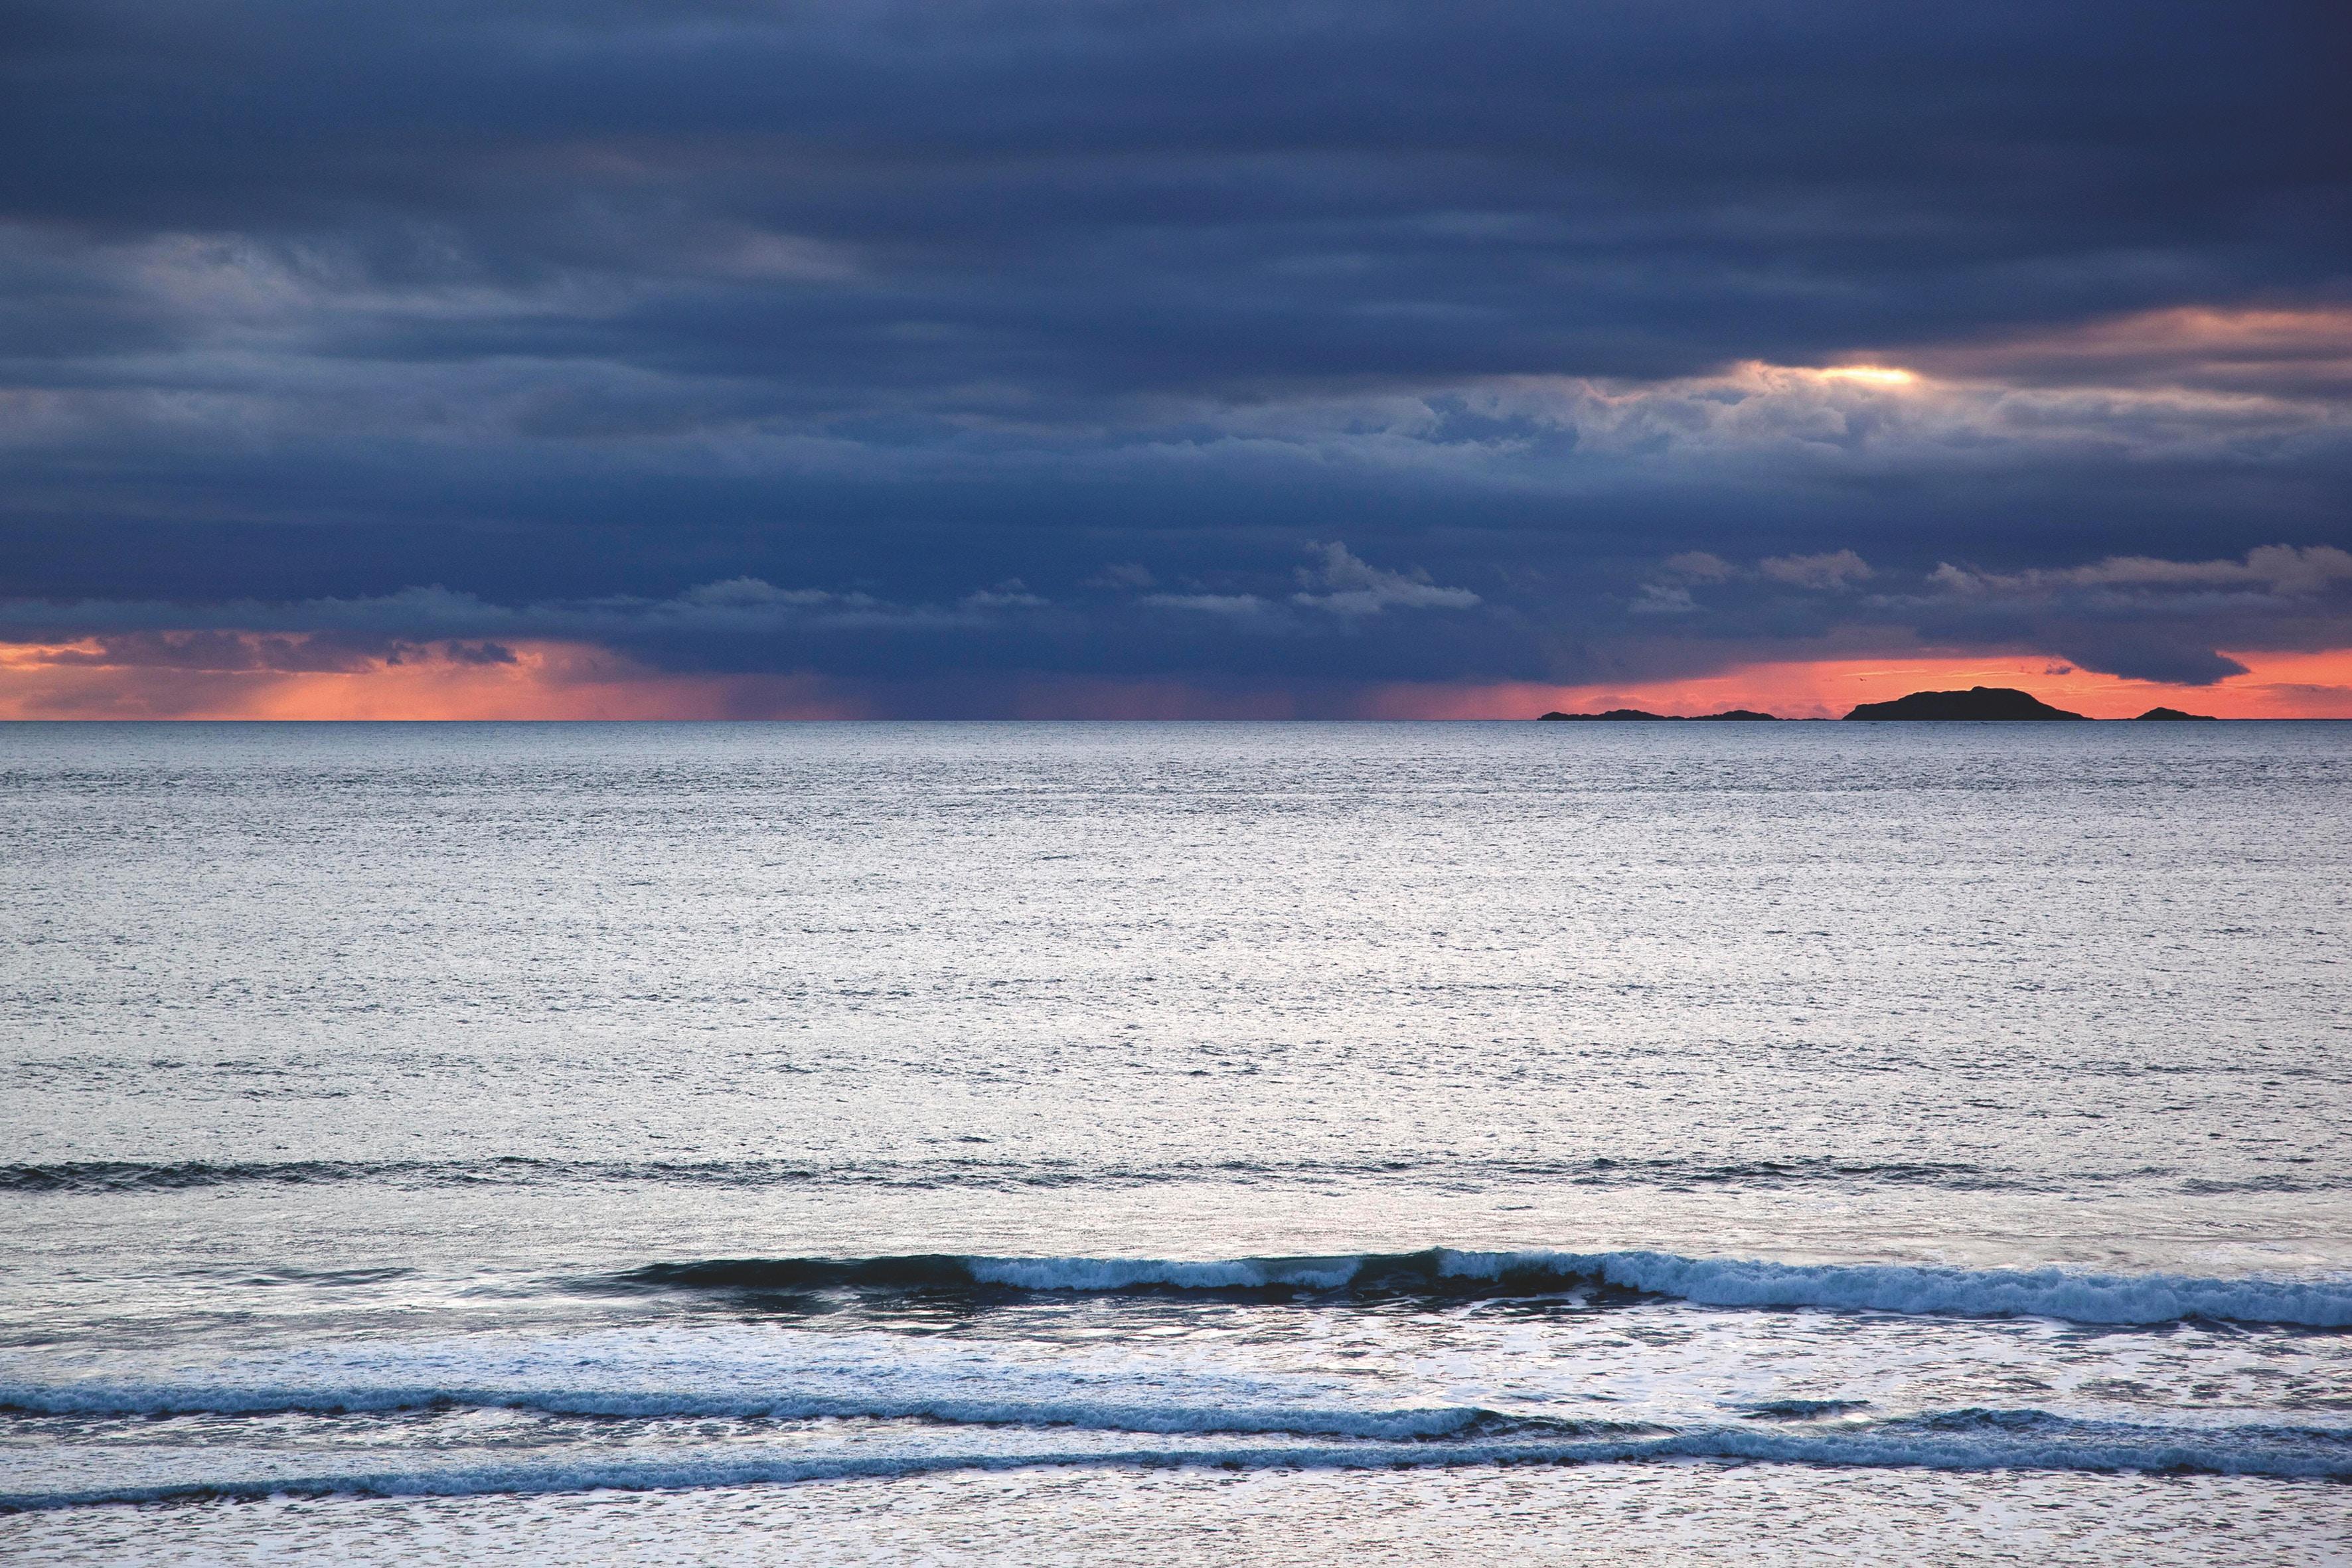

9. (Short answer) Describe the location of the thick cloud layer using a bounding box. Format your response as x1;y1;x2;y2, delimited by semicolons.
2;0;2347;700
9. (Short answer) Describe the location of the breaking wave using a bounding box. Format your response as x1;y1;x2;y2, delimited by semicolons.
615;1247;2352;1328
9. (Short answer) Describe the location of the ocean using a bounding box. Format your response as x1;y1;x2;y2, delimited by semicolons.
1;720;2347;1563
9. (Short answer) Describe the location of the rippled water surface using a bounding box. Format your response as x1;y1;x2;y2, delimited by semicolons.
2;721;2347;1562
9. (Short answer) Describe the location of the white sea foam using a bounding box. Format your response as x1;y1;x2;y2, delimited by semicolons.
6;1413;2349;1512
0;1325;1468;1437
0;1378;1495;1440
7;1310;2346;1504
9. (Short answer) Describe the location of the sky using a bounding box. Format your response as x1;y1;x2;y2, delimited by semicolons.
3;0;2349;718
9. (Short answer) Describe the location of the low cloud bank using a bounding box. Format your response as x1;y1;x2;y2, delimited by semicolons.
2;544;2347;714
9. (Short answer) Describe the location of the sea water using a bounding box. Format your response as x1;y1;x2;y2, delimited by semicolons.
1;720;2346;1563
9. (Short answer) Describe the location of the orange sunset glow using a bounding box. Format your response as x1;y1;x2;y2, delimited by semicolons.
5;636;2349;720
0;639;865;721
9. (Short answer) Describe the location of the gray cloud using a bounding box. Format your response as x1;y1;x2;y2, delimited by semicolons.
1932;545;2352;598
1290;542;1480;615
1760;550;1874;589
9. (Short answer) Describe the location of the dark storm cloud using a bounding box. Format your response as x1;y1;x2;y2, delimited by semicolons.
9;1;2345;380
1;0;2347;692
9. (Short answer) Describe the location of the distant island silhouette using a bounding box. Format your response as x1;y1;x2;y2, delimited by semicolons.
1539;686;2233;721
1844;686;2088;720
